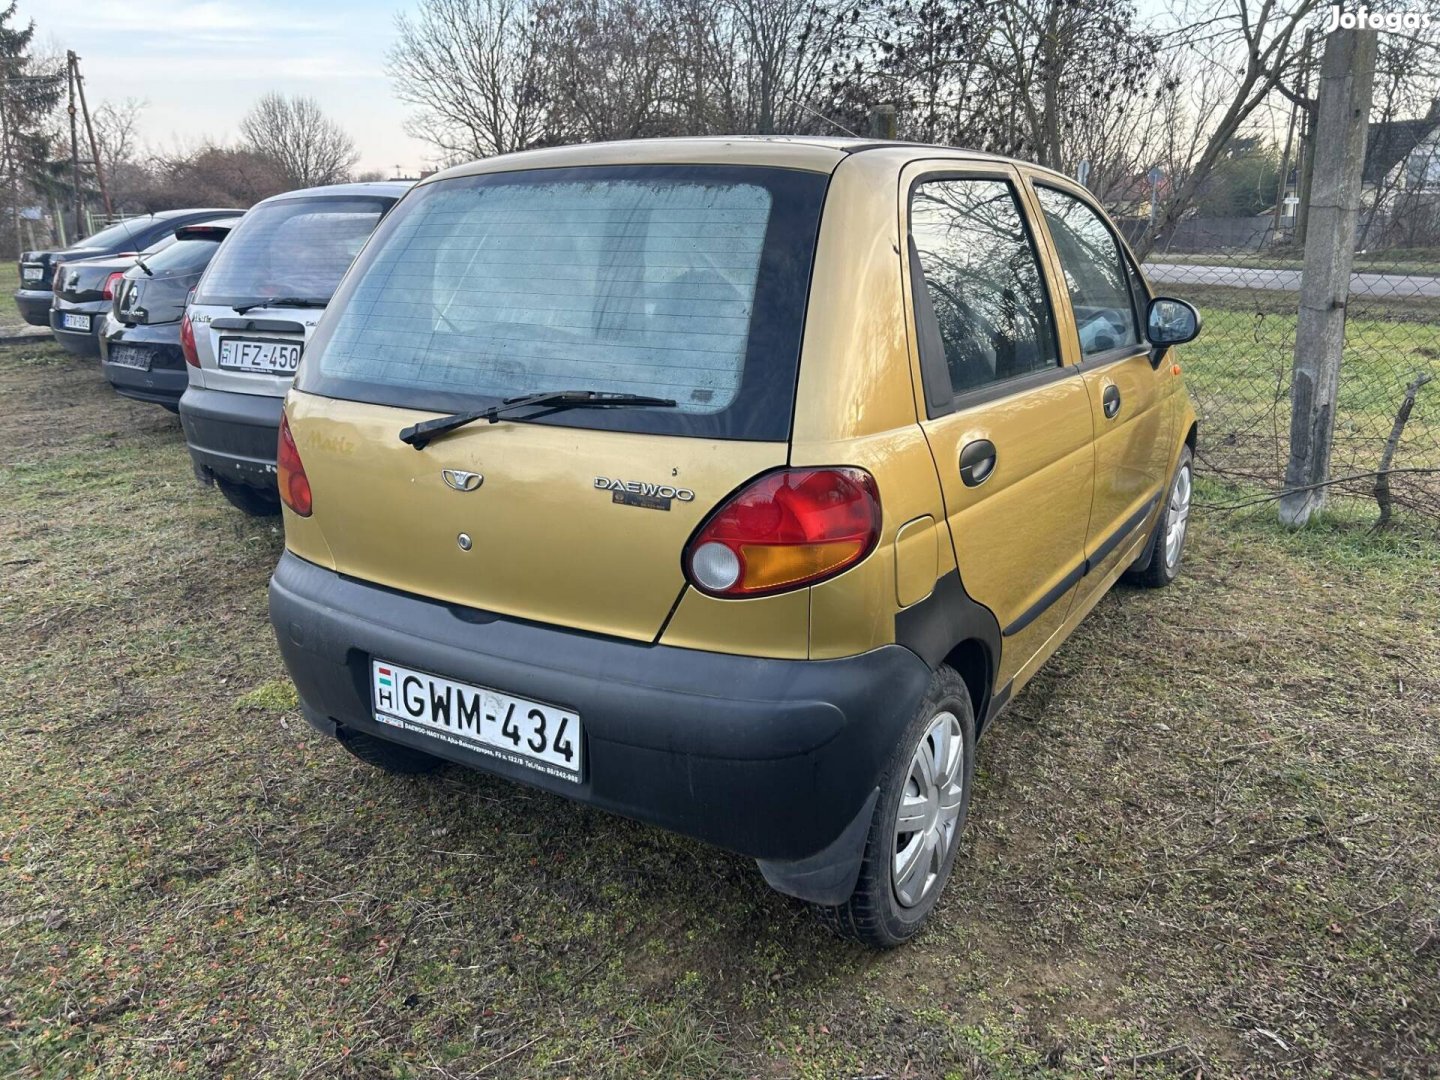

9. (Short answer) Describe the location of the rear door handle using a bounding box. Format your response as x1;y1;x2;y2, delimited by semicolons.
959;439;997;487
1102;383;1122;419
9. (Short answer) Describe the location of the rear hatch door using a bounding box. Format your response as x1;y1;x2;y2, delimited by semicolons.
289;394;787;641
288;162;829;642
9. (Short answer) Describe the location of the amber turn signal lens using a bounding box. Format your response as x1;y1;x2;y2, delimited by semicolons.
685;467;882;598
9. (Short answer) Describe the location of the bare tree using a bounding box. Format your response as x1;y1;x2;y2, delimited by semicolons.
389;0;553;158
535;0;676;141
1136;0;1324;258
90;97;150;208
726;0;857;134
239;92;358;188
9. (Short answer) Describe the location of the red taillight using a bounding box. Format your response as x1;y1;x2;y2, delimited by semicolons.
102;272;124;300
277;411;312;517
52;264;64;291
685;467;881;598
180;311;199;367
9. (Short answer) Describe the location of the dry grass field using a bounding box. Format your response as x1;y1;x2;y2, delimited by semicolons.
2;341;1438;1079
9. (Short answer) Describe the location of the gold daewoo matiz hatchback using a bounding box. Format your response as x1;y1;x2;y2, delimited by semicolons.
269;137;1201;947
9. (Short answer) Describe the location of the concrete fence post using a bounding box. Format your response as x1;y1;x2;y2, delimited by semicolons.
1279;26;1378;528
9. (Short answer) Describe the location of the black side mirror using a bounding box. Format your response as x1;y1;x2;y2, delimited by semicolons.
1146;297;1201;348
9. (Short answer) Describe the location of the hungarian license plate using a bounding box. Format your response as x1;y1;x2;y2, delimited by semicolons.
61;312;90;331
21;265;42;283
217;337;302;375
108;344;150;370
371;660;583;782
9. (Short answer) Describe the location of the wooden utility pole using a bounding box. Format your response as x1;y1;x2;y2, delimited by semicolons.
70;52;111;218
63;52;111;239
66;54;81;239
1278;27;1378;528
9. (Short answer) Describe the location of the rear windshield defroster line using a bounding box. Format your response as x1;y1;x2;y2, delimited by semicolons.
295;164;830;442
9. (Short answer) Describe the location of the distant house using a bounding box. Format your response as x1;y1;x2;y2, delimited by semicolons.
1364;100;1440;195
1361;101;1440;245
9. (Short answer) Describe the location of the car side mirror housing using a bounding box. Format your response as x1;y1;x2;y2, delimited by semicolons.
1146;296;1201;348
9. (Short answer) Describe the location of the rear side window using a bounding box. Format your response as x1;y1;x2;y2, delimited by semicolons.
299;165;828;441
1034;186;1141;356
78;218;162;250
909;178;1059;396
195;197;389;308
141;238;223;275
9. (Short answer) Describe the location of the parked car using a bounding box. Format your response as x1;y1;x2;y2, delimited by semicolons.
54;215;243;357
99;220;241;410
178;181;412;516
267;139;1201;947
15;209;239;329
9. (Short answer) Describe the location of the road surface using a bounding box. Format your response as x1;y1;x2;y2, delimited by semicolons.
1145;262;1440;298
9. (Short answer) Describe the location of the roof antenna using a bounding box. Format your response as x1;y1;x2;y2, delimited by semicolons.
790;100;862;139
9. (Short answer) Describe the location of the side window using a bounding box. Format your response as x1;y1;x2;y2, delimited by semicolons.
909;178;1059;396
1035;185;1141;357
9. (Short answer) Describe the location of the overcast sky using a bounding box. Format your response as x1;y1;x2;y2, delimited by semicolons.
20;0;435;177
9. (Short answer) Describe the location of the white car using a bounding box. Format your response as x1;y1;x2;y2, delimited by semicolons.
178;181;413;515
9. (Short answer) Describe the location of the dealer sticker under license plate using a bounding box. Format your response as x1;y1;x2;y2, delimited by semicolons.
371;660;582;782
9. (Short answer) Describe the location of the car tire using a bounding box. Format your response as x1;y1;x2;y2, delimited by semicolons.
216;478;282;518
1126;446;1193;589
813;666;976;948
335;727;445;775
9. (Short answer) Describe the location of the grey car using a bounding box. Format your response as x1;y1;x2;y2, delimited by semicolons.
178;181;412;516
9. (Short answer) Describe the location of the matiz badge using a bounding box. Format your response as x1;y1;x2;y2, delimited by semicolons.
442;469;483;491
595;476;695;511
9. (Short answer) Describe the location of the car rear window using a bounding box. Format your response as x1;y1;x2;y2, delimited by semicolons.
195;196;390;308
297;165;829;441
78;218;163;250
142;237;225;275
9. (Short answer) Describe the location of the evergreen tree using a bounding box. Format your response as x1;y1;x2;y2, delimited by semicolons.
0;1;62;249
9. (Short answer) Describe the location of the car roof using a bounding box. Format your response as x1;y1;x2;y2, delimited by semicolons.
147;207;244;220
422;136;1043;184
254;180;416;205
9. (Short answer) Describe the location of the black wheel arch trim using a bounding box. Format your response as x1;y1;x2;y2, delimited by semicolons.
894;569;1003;727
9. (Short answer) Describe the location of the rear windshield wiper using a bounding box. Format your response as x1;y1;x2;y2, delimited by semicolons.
134;255;154;277
233;296;328;314
400;391;678;450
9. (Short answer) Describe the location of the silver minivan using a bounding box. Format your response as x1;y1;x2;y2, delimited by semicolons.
178;181;412;515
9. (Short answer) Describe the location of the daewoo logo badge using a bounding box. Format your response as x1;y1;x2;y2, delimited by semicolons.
594;476;694;511
442;469;483;492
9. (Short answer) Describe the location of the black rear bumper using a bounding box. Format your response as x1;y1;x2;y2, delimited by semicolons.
103;363;187;410
100;323;187;410
269;551;931;903
14;289;50;327
178;385;282;490
49;304;104;357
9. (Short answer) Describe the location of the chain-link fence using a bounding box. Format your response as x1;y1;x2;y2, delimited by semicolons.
1140;244;1440;523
